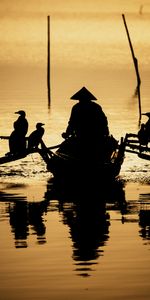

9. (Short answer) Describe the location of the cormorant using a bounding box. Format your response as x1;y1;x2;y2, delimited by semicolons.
9;110;28;154
28;123;45;149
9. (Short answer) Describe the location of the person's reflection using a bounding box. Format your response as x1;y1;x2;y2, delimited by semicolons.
46;178;126;277
9;200;48;248
138;192;150;242
62;201;110;277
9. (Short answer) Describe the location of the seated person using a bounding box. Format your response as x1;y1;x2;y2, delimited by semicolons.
61;87;110;159
138;123;148;146
138;112;150;146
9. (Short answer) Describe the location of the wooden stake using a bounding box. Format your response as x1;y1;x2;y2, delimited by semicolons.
122;14;141;122
47;15;51;108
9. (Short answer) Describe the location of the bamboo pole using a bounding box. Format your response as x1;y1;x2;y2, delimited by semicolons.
47;15;51;108
122;14;141;122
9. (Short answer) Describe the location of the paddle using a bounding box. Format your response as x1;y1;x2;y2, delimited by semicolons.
48;144;61;150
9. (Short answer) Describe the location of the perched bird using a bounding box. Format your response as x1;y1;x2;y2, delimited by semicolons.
9;110;28;154
28;123;45;149
14;110;28;136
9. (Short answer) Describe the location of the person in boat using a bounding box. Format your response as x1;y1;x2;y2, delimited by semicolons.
8;110;28;155
28;123;45;149
61;86;112;158
138;112;150;146
138;124;148;146
143;112;150;136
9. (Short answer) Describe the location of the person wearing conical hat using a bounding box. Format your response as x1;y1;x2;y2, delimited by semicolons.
61;87;109;157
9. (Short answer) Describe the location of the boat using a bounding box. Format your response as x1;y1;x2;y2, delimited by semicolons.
0;135;125;182
41;136;126;183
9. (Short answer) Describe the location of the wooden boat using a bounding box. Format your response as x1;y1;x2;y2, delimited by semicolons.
41;136;126;183
0;135;125;182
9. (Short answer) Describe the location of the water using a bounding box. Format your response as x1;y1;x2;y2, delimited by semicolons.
0;1;150;299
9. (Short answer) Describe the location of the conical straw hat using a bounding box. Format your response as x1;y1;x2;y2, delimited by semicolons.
70;86;97;100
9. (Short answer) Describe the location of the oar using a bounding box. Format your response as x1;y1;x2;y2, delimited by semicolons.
122;14;142;124
40;140;61;155
48;143;61;150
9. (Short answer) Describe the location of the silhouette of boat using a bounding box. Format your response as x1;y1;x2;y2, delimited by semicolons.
0;135;125;182
41;136;125;182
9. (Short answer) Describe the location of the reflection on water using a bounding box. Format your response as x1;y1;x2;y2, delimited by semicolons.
139;192;150;242
0;189;48;248
45;177;128;276
9;201;47;248
139;209;150;241
62;204;110;277
0;178;128;276
0;176;150;294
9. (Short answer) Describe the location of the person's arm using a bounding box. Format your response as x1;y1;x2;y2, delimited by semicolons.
62;107;75;138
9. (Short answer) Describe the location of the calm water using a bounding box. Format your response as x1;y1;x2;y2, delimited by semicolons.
0;2;150;299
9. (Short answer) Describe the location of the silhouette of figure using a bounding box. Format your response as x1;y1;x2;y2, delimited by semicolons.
143;112;150;136
139;209;150;241
138;112;150;146
28;123;45;150
61;87;109;157
9;200;47;248
138;123;148;146
9;110;28;155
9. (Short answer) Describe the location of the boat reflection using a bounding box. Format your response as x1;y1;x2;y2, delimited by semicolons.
0;178;128;276
62;202;110;277
45;177;127;277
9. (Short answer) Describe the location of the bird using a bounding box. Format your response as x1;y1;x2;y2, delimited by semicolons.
28;123;45;149
14;110;28;136
9;110;28;154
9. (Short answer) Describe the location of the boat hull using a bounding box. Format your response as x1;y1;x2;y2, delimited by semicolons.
46;147;124;185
